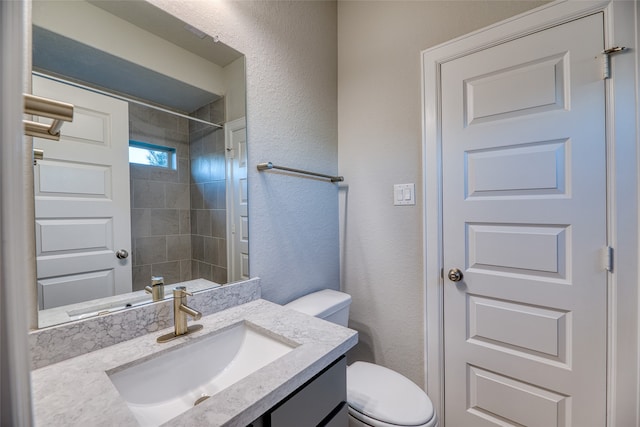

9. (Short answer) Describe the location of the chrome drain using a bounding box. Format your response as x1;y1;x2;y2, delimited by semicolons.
194;395;210;406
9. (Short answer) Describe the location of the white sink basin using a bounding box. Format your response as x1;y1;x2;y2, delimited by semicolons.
108;321;296;426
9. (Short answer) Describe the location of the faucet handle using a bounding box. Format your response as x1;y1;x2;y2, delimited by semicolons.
173;286;192;298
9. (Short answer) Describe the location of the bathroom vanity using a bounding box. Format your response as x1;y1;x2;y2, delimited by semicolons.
30;282;357;426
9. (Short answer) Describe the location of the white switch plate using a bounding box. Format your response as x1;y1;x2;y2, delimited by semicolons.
394;183;415;206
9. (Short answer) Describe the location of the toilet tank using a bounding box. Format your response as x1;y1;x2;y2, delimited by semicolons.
285;289;351;327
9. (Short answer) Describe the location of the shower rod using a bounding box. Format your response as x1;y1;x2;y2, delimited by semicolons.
257;162;344;183
32;71;223;129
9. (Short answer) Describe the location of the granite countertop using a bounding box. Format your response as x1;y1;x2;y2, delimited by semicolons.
38;279;221;328
31;299;358;426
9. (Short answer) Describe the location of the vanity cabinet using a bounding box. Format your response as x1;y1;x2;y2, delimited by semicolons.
250;356;347;427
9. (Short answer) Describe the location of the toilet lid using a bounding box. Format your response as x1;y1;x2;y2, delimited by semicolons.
347;362;434;426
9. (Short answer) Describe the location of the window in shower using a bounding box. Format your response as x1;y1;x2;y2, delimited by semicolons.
128;140;176;169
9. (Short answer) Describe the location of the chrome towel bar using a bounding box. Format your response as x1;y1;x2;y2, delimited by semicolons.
257;162;344;183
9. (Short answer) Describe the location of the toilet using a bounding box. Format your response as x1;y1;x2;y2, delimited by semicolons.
285;289;438;427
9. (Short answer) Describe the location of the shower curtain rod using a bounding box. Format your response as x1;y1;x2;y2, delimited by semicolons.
32;71;223;129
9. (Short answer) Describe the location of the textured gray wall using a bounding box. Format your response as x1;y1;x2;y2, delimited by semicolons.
149;0;340;304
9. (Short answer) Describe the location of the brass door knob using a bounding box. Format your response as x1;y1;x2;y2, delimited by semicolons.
448;268;463;282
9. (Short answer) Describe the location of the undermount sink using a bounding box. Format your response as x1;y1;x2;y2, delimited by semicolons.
107;321;297;426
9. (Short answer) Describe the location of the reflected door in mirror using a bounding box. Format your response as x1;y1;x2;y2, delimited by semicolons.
33;75;132;309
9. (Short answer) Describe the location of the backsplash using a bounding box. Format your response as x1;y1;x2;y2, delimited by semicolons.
29;278;260;369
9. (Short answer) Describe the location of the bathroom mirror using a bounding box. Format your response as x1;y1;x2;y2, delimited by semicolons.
32;0;249;328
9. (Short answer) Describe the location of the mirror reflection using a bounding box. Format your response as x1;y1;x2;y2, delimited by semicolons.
32;0;248;328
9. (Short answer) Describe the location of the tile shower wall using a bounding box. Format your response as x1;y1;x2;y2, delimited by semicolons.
129;104;192;291
190;99;228;284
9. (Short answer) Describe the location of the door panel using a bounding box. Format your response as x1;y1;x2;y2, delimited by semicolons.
468;365;570;427
442;13;606;426
226;118;249;282
33;75;131;309
465;139;568;197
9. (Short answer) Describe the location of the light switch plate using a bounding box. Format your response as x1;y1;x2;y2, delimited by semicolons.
394;183;415;206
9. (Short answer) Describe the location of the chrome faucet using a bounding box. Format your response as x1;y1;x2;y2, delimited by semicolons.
145;276;165;302
157;286;203;343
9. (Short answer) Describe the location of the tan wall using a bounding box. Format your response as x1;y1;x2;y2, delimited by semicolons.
338;0;549;386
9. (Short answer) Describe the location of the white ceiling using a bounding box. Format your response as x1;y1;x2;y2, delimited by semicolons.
87;0;243;67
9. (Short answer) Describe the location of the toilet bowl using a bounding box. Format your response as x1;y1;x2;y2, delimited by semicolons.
285;289;438;427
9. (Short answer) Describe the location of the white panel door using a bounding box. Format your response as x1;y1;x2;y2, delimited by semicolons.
226;117;249;282
33;75;131;309
442;14;606;426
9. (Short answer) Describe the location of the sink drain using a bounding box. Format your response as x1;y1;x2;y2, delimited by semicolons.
194;395;210;406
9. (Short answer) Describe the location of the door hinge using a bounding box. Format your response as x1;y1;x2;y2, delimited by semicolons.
602;47;627;79
605;246;614;272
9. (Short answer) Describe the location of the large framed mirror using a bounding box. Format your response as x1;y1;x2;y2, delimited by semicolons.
32;0;248;328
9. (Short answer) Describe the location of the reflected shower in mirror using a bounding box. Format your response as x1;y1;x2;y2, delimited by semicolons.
32;0;249;328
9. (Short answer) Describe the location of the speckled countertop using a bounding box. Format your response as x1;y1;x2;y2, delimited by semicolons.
38;279;221;328
31;299;358;426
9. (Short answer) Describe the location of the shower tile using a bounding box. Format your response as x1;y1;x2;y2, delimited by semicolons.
211;210;227;238
177;117;189;135
152;261;181;285
150;209;179;236
191;260;199;279
210;154;226;181
190;135;204;159
211;98;225;123
196;210;212;236
132;264;152;292
190;157;211;184
178;157;190;184
148;166;178;183
165;128;188;146
167;235;191;261
194;104;210;120
191;235;204;261
198;262;213;281
135;236;167;265
130;165;149;180
131;238;137;266
212;265;227;284
218;238;227;267
202;132;216;154
203;237;217;265
180;260;192;281
179;209;191;235
165;183;190;209
133;180;165;209
131;208;151;238
190;183;204;209
203;182;217;210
